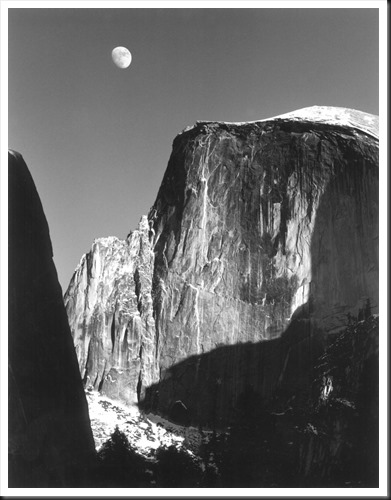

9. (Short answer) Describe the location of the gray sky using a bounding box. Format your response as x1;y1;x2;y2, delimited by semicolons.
8;6;379;291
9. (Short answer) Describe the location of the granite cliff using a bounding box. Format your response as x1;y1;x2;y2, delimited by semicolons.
64;106;378;426
8;151;96;487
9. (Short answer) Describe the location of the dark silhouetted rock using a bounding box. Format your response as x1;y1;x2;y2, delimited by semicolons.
64;107;378;425
8;150;96;487
298;315;379;487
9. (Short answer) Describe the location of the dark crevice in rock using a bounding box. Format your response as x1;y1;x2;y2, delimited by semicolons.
111;314;116;353
136;370;142;403
98;373;105;392
83;340;92;385
124;327;128;346
134;268;142;314
86;250;93;280
98;360;108;392
93;372;99;389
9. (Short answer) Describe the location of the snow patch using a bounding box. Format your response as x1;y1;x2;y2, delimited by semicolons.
86;390;211;458
179;106;378;140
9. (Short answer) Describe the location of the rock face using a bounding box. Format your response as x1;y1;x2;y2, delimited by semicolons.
8;151;96;487
65;218;158;405
64;106;378;425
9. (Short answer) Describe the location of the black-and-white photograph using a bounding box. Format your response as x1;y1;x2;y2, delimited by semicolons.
1;1;387;495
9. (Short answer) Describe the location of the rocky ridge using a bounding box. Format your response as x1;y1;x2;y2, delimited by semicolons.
65;215;158;405
64;106;378;424
195;105;378;139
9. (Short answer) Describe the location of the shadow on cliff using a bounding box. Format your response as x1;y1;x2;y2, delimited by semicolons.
139;305;324;429
138;131;378;487
8;151;96;487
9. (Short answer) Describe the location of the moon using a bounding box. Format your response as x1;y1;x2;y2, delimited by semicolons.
111;46;132;69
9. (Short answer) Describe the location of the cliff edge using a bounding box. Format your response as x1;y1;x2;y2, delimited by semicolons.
8;150;96;487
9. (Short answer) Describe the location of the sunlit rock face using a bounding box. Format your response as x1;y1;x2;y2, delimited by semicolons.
65;107;378;421
8;151;95;487
64;216;158;405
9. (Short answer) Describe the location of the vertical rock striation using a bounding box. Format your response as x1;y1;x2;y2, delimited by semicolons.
8;151;96;487
64;107;378;424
